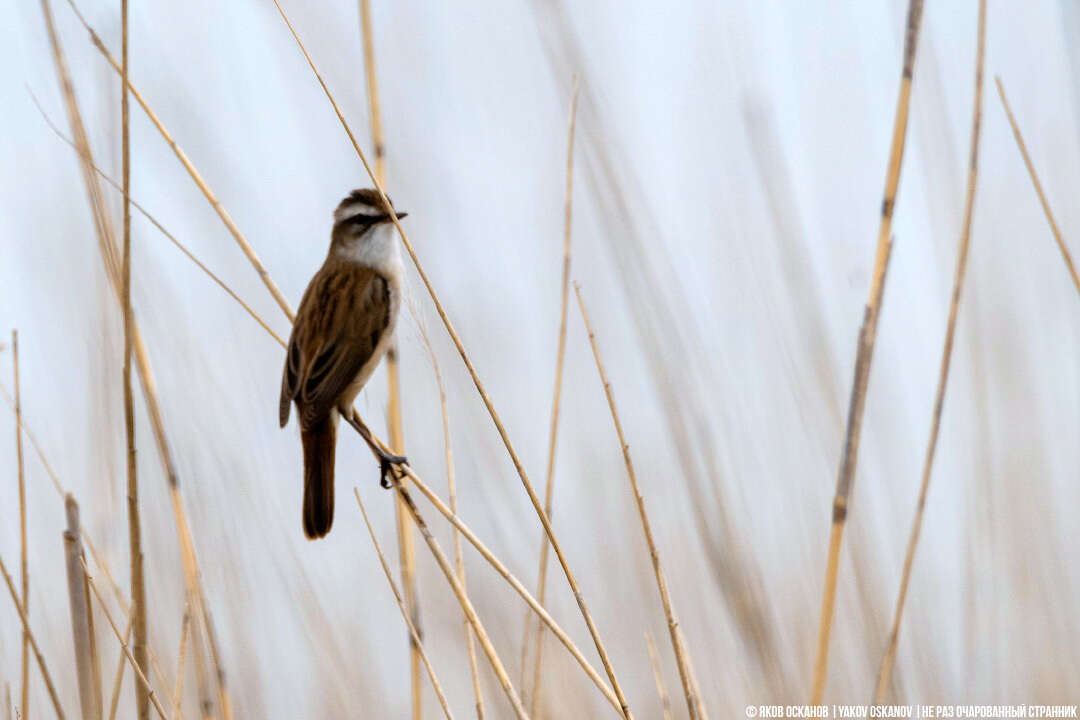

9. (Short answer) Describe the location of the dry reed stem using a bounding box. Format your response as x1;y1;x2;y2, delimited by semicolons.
4;684;10;720
82;560;169;720
48;5;230;713
64;0;295;323
379;479;531;720
354;490;454;720
574;283;703;719
995;77;1080;298
809;0;924;703
268;4;632;714
173;605;191;720
120;2;150;715
874;0;986;702
108;616;134;720
400;466;622;714
524;77;579;717
0;552;65;718
0;384;181;718
10;331;29;720
357;4;422;713
30;96;286;348
64;495;104;720
415;317;486;717
644;633;672;720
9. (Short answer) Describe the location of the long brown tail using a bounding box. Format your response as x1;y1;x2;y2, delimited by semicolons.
301;416;336;539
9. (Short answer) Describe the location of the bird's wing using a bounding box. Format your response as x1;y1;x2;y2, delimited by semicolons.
279;261;391;430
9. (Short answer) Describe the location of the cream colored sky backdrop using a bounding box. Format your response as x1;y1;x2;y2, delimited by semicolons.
2;0;1080;716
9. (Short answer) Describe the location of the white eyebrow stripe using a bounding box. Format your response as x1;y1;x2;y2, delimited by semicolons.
334;201;384;222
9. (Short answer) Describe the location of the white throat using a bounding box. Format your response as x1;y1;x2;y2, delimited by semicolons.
335;223;403;280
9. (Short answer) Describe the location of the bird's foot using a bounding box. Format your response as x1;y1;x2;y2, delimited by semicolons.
378;452;408;489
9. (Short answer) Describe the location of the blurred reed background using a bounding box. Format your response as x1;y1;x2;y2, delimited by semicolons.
2;0;1079;717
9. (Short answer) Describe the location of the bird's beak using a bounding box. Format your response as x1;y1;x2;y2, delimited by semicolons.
391;211;408;221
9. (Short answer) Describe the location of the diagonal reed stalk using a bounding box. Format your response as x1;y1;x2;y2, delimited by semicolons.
10;330;29;720
995;77;1080;299
523;76;579;717
414;317;486;716
65;5;623;712
0;381;183;717
108;616;135;720
43;3;230;715
873;0;987;702
0;552;65;718
64;494;104;720
378;478;531;719
809;0;924;703
357;4;423;714
82;560;170;720
120;1;150;716
354;489;454;720
644;633;672;720
267;4;633;715
30;93;286;348
574;283;705;719
400;466;622;714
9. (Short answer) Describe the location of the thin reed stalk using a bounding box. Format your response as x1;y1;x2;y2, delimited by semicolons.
82;560;169;720
11;330;29;720
644;633;672;720
64;495;104;720
64;0;294;322
173;605;191;720
46;4;230;713
268;4;632;714
874;0;986;702
354;490;454;720
4;683;10;720
378;479;530;720
995;77;1080;298
30;94;286;348
0;552;66;718
120;1;149;716
107;616;134;720
416;317;486;716
809;0;924;703
524;77;579;717
0;381;182;718
574;283;704;719
357;4;422;713
399;465;622;714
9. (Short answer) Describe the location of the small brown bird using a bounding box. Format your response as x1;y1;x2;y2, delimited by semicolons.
280;189;408;539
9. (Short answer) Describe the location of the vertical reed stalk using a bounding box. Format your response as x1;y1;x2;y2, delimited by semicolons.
574;283;704;719
11;330;30;720
64;495;104;720
357;4;422;713
644;633;672;720
524;77;579;717
119;1;149;716
268;4;633;713
173;605;191;720
82;561;169;720
354;490;454;720
809;0;924;703
48;5;229;714
874;0;987;701
416;316;486;717
0;553;65;718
